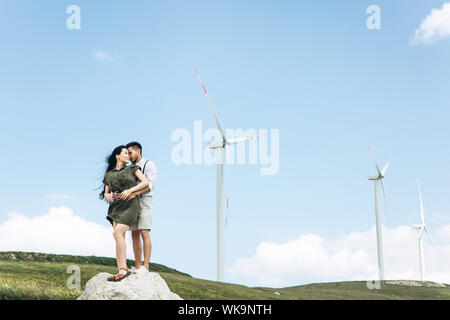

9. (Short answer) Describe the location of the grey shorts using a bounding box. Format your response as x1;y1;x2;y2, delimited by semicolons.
131;196;153;231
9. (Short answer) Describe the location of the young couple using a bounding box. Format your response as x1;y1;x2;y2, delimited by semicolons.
99;142;157;282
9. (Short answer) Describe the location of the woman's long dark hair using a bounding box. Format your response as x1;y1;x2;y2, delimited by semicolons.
99;145;127;200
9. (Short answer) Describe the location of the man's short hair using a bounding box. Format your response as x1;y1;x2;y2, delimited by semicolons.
126;141;142;153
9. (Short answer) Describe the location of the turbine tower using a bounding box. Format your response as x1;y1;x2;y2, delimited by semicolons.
194;67;257;282
366;143;390;281
413;180;434;282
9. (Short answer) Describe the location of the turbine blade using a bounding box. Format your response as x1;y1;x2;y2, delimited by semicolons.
380;179;387;203
424;226;435;246
371;151;382;176
381;160;391;176
194;67;226;141
380;178;391;233
227;136;259;145
417;180;425;225
364;139;382;177
418;225;425;239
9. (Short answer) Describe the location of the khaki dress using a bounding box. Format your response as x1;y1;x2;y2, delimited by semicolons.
103;164;141;227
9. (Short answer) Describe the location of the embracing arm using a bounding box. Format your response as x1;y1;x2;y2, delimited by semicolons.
132;186;151;196
113;186;150;201
119;169;149;200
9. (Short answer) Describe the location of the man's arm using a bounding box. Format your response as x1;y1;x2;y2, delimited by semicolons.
113;187;150;200
132;186;151;196
113;161;157;200
146;161;157;192
118;169;149;200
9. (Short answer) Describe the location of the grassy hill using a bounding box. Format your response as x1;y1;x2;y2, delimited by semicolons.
0;251;449;300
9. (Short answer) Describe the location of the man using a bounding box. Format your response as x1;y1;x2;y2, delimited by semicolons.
114;141;157;273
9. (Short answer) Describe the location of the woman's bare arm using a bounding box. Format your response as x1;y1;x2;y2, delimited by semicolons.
104;185;114;202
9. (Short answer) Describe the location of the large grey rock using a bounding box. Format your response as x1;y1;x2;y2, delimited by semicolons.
78;271;183;300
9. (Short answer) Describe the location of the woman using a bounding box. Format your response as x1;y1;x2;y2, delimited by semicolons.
100;145;149;282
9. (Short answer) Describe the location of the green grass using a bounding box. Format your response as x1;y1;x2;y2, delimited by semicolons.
1;251;449;300
0;251;190;277
278;281;450;300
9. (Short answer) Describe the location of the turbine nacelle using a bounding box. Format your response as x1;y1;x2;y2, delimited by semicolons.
208;136;259;149
209;140;225;149
414;181;435;246
365;140;391;180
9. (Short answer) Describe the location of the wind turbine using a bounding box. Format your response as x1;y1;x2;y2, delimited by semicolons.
413;180;434;282
366;142;391;281
194;67;257;282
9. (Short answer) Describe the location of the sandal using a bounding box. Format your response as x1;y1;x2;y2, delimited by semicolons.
107;267;130;282
113;267;131;282
107;274;116;281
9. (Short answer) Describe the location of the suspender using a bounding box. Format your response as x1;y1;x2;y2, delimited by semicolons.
142;160;149;175
138;160;150;198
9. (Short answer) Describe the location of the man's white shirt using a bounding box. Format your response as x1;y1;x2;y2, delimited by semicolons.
135;158;157;197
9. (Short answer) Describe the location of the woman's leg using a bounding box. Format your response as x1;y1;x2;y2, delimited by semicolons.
131;230;143;269
140;230;151;270
113;223;130;273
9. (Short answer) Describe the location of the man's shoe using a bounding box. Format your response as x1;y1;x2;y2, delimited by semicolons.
130;266;139;273
135;266;149;274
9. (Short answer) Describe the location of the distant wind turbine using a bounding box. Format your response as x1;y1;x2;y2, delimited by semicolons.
366;141;391;281
413;180;435;282
194;67;258;282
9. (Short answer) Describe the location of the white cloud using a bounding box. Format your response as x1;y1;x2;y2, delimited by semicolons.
92;50;114;61
0;206;133;259
437;224;450;242
411;2;450;45
227;224;450;287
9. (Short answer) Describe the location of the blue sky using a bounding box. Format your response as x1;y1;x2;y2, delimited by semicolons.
1;1;450;287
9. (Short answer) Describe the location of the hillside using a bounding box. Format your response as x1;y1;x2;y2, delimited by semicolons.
0;251;190;277
0;251;449;300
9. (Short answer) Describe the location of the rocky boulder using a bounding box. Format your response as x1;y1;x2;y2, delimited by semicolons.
78;271;183;300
